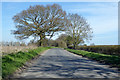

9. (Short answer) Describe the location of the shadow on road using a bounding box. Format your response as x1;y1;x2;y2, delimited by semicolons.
17;48;119;78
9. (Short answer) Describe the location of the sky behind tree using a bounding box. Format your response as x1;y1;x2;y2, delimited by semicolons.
1;2;118;45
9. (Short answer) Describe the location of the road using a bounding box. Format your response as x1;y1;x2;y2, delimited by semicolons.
14;48;119;78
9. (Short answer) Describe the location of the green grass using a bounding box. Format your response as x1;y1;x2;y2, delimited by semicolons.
2;47;51;78
65;48;120;69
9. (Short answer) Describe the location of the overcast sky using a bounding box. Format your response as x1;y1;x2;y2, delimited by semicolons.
1;2;118;45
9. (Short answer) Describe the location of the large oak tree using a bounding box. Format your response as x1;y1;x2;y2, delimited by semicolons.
12;4;68;46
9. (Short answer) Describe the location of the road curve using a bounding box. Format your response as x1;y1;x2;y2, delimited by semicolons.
14;48;119;78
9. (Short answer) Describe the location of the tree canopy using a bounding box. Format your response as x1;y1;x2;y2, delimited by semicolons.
12;4;68;46
66;14;93;49
12;4;93;47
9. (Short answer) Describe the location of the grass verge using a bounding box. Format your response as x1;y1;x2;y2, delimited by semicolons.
2;47;51;78
65;48;120;70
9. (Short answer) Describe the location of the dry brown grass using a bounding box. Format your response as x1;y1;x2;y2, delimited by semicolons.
1;45;38;56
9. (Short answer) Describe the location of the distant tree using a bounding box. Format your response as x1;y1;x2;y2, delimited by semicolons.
56;34;72;47
12;4;68;46
56;40;67;48
65;35;73;47
90;43;95;46
83;44;87;46
66;14;93;49
47;39;58;47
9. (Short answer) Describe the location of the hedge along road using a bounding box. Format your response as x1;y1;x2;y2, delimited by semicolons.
13;48;119;78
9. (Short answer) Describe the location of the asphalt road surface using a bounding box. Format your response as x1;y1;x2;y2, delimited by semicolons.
14;48;120;78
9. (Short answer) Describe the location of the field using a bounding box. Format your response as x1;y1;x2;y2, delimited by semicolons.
1;45;38;56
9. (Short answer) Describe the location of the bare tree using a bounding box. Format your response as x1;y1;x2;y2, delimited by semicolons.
66;14;93;49
12;4;68;46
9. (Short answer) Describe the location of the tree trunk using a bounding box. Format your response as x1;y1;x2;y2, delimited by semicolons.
39;40;42;46
73;42;77;49
39;33;46;47
73;44;75;49
38;35;43;47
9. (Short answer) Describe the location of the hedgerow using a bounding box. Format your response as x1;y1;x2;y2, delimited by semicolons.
69;45;120;56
